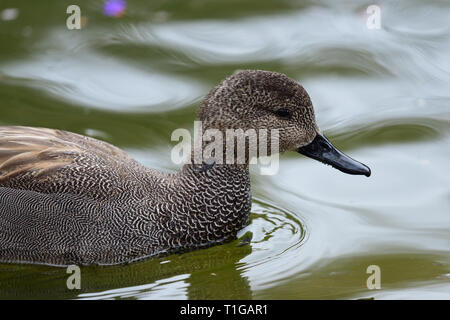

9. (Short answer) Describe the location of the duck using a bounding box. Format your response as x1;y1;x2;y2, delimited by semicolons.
0;70;370;266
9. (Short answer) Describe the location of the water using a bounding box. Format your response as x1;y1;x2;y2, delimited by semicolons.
0;0;449;299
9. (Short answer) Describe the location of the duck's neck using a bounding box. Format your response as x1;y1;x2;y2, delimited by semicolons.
168;157;251;246
179;152;251;204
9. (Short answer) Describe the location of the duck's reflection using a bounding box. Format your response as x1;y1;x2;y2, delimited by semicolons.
0;240;252;300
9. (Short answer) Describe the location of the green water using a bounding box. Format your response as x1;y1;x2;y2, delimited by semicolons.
0;0;449;299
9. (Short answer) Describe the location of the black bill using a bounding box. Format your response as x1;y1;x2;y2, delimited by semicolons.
298;134;371;177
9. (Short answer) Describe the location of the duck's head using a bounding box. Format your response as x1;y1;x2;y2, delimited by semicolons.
199;70;370;177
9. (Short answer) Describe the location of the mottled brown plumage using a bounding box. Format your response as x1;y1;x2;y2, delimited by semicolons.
0;70;369;266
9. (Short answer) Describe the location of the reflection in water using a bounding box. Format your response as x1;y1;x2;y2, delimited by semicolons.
79;274;191;300
0;239;252;300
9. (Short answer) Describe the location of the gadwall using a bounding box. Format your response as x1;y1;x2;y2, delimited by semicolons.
0;70;370;266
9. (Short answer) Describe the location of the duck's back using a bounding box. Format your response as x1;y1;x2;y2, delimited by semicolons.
0;126;164;198
0;126;171;265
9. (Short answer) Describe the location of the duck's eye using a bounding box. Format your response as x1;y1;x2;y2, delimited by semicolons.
275;108;291;119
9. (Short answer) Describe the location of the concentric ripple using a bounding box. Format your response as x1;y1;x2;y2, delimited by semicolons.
236;198;309;289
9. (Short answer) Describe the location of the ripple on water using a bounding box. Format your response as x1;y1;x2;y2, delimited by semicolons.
237;198;308;289
77;274;190;300
0;29;206;112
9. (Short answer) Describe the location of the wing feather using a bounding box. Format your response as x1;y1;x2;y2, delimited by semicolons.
0;126;143;195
